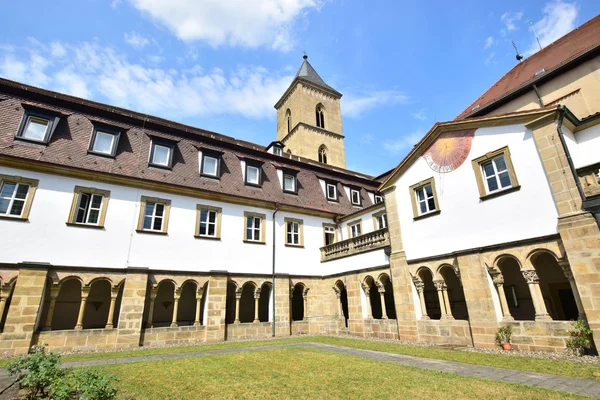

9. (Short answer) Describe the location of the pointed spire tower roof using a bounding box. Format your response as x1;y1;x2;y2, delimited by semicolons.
274;54;342;109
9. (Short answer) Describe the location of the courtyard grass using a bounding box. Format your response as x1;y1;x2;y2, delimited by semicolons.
87;347;586;399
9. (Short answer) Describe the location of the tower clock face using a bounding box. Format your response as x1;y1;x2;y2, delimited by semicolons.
422;129;475;173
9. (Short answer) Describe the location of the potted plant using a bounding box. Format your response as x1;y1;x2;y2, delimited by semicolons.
495;325;513;350
566;320;593;356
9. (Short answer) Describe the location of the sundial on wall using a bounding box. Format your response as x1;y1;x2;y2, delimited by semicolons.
422;129;475;173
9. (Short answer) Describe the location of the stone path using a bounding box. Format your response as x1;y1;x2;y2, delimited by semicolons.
1;342;600;398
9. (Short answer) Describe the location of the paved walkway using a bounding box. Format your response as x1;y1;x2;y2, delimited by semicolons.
2;342;600;398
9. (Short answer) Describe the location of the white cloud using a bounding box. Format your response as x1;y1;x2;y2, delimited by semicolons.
413;109;427;121
110;0;122;8
124;32;150;49
483;36;494;50
484;52;496;65
383;130;425;155
50;42;67;58
526;1;578;55
342;90;409;118
501;11;523;32
128;0;322;51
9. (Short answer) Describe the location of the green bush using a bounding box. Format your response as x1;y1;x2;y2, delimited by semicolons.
75;370;118;400
494;325;512;346
566;320;593;356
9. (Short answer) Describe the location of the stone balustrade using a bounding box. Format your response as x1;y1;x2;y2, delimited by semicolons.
577;162;600;197
320;228;390;262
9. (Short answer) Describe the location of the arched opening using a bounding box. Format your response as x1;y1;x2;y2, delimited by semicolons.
286;109;292;133
258;283;271;322
52;279;82;330
0;281;15;332
498;256;535;320
439;267;468;320
292;283;305;321
532;252;578;320
418;269;441;320
111;283;124;328
152;280;175;327
83;279;111;329
379;274;397;319
365;276;382;319
225;281;237;324
335;281;349;327
318;145;328;164
176;281;197;326
239;283;256;323
315;104;325;128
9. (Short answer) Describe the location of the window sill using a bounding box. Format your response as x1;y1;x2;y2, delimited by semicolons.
200;173;220;180
283;190;298;195
285;244;304;248
413;209;441;221
194;235;221;241
480;185;521;201
244;182;263;188
327;199;339;203
14;136;49;146
0;215;28;222
87;150;116;159
148;163;172;171
65;222;105;229
243;240;266;245
136;229;168;235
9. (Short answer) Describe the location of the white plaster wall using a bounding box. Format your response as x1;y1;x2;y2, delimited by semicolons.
390;124;559;260
0;166;387;276
563;124;600;168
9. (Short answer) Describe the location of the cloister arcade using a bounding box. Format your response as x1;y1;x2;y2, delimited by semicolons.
333;280;349;327
361;274;396;320
225;280;274;324
412;265;467;320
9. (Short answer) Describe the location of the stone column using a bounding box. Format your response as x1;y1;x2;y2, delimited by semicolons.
378;285;388;319
302;288;309;320
412;277;429;320
194;287;204;327
43;285;60;331
234;288;242;324
559;261;586;320
170;290;180;327
105;287;119;329
146;288;158;328
334;290;343;317
362;283;373;319
434;280;453;320
522;270;551;320
74;287;90;330
253;289;260;323
0;296;6;327
491;273;514;322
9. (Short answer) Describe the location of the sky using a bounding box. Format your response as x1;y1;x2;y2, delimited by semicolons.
0;1;598;176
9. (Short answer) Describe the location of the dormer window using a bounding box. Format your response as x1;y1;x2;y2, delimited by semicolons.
283;173;297;193
16;108;61;144
326;182;338;202
245;162;262;187
149;140;174;169
274;146;283;156
89;124;121;157
350;189;361;206
374;194;384;204
200;150;222;179
315;104;325;129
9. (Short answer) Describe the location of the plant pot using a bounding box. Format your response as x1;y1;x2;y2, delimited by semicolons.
502;343;512;351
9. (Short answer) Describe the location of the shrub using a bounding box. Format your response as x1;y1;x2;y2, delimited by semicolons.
494;325;512;346
566;320;593;356
75;370;118;400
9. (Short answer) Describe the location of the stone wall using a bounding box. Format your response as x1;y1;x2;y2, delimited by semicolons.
417;320;472;346
509;321;572;352
362;318;399;340
142;325;206;347
36;329;120;353
227;322;272;341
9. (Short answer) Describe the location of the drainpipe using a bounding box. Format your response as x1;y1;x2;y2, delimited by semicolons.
272;203;280;337
532;84;545;108
556;106;586;202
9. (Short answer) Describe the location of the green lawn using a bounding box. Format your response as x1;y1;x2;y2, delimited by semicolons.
88;348;585;399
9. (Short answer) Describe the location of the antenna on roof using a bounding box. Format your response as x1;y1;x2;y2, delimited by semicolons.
512;41;523;62
530;21;543;51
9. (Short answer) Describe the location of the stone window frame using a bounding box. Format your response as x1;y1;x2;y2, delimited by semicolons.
322;223;337;246
136;195;172;235
243;211;266;244
372;210;388;230
347;218;362;239
284;217;304;248
471;146;520;200
0;174;39;221
15;106;61;145
87;122;121;158
409;177;441;220
66;186;111;229
194;204;222;240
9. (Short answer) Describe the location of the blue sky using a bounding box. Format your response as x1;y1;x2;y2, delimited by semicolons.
0;1;598;175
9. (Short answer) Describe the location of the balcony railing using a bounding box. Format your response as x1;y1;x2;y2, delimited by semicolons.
320;228;390;262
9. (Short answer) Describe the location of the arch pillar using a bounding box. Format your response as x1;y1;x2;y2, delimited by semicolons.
412;277;429;320
146;287;158;328
170;289;181;327
43;285;60;331
377;283;388;319
302;288;309;320
522;269;551;321
234;288;242;324
74;286;90;330
253;288;260;323
559;260;586;320
434;280;453;320
491;272;513;322
333;287;343;317
194;286;204;326
362;283;372;319
105;286;119;329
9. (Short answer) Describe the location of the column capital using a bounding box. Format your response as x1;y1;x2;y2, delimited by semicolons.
559;261;575;281
492;274;505;286
522;269;539;284
302;287;309;298
361;282;370;296
81;286;91;299
433;280;446;291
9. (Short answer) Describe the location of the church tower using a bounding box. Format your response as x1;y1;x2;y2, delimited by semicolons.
274;55;346;168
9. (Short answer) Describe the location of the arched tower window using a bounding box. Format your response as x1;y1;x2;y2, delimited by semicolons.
318;145;328;164
315;104;325;129
286;109;292;133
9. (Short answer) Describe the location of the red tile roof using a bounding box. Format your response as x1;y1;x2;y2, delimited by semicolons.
456;14;600;120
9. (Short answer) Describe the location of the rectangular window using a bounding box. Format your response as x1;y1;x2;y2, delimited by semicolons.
200;152;221;178
283;173;296;193
409;177;440;219
244;212;265;243
16;109;60;144
195;204;222;239
350;189;361;206
273;147;283;156
245;164;261;186
323;224;336;246
67;186;111;228
374;212;388;230
149;141;174;168
0;182;29;217
89;125;120;157
285;218;303;247
136;196;171;234
326;183;338;201
349;222;361;238
374;195;384;204
472;146;519;199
